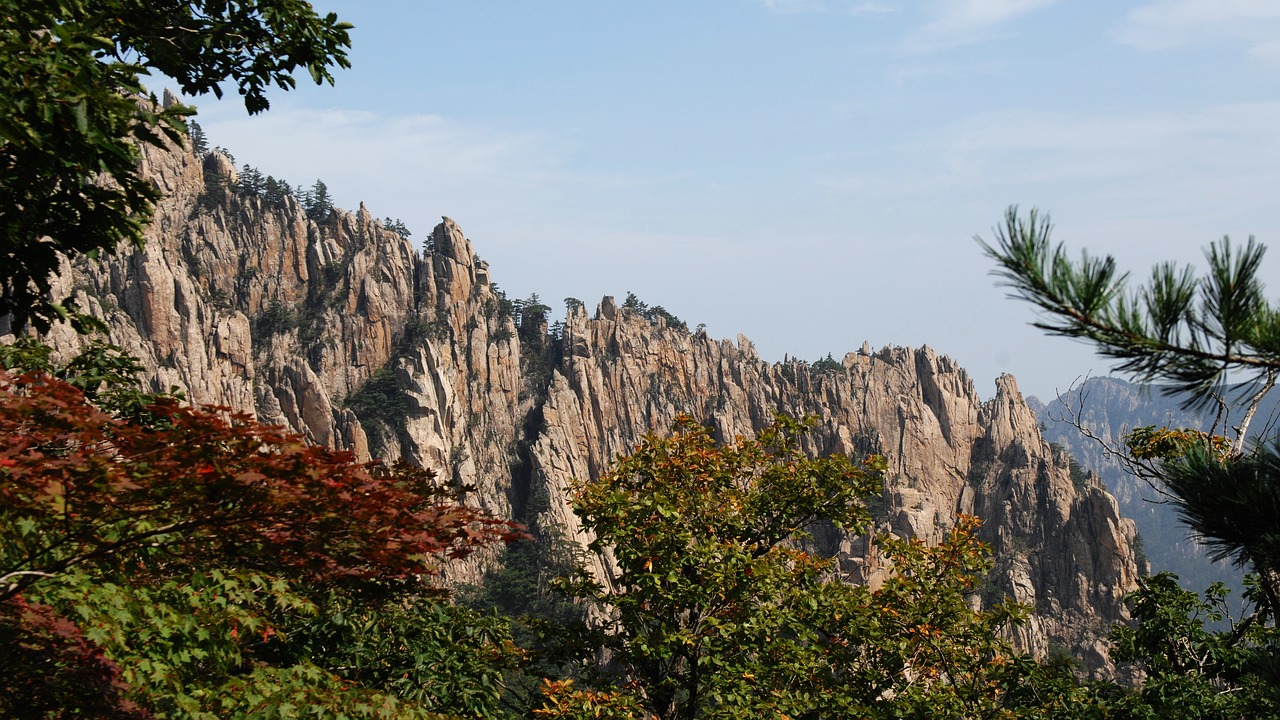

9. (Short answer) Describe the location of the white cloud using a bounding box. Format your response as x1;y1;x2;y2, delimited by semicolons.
814;102;1280;233
850;2;897;14
1116;0;1280;55
901;0;1059;52
760;0;818;11
756;0;898;14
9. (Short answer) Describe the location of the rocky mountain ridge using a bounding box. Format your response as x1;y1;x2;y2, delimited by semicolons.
23;137;1141;669
1031;377;1255;599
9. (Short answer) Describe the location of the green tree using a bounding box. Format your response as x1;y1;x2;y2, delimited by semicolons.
622;291;688;331
188;120;209;156
1107;573;1279;718
305;178;335;221
383;217;412;239
263;590;529;719
552;415;1064;719
237;164;266;197
557;414;881;718
981;207;1280;715
0;0;352;332
263;175;291;207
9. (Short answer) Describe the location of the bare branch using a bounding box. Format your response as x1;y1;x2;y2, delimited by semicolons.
1232;369;1276;453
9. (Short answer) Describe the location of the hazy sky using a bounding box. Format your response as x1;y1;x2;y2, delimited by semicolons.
190;0;1280;401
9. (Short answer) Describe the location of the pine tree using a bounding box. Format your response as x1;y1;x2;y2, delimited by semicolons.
382;217;411;239
263;176;289;207
304;179;333;221
237;165;265;197
188;121;208;156
981;206;1280;611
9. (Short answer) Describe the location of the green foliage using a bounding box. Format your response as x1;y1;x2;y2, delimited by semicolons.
559;414;882;718
262;175;293;208
464;525;594;716
1156;443;1280;611
842;518;1039;719
0;353;521;718
238;164;266;196
515;293;553;328
188;121;209;156
303;178;334;221
29;568;313;717
1066;455;1091;491
251;300;300;339
0;334;54;372
346;367;411;457
268;591;526;719
528;295;551;320
383;217;412;239
811;352;843;373
621;291;688;332
0;0;352;333
980;207;1280;409
1109;572;1280;718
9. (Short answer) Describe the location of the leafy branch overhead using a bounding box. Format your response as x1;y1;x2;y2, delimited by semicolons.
0;0;352;332
979;206;1280;413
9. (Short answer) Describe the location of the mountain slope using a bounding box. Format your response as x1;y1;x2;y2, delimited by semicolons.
26;138;1141;669
1031;377;1257;598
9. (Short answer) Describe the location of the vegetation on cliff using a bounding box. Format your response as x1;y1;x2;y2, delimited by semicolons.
2;3;1273;711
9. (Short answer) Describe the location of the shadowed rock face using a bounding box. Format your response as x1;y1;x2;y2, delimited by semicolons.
28;140;1140;671
1032;377;1251;608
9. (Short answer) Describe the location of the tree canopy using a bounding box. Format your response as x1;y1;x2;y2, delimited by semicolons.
0;349;522;718
0;0;352;332
549;415;1064;719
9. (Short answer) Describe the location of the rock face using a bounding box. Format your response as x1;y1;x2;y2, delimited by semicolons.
1032;377;1250;602
22;140;1141;668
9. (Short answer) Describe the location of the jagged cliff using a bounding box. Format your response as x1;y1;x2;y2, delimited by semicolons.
1031;378;1250;599
23;138;1141;669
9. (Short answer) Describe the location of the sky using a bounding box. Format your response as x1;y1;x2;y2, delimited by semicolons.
186;0;1280;402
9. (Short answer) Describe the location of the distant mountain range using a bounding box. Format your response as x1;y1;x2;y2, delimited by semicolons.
1029;376;1278;605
